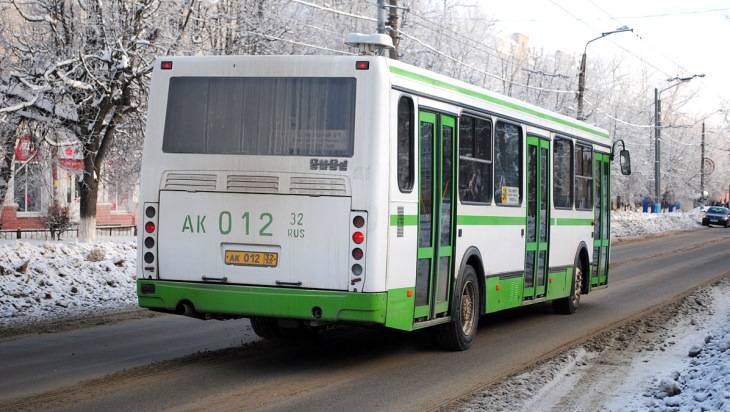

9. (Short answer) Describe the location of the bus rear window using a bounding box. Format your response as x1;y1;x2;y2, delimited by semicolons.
162;77;356;157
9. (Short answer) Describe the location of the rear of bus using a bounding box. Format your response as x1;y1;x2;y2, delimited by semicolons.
136;56;391;325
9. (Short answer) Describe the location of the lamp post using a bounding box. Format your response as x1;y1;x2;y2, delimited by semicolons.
576;26;633;121
653;73;705;212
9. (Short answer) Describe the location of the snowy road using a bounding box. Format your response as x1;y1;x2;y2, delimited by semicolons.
1;226;729;411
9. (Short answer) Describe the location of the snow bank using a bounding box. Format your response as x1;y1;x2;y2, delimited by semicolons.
638;289;730;411
611;211;700;240
0;241;136;326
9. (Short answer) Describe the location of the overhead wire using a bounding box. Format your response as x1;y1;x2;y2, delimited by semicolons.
290;0;580;94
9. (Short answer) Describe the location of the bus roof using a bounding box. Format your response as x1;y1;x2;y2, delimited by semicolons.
152;55;610;147
387;59;611;147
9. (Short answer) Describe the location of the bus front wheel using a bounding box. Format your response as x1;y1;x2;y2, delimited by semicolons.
434;265;480;351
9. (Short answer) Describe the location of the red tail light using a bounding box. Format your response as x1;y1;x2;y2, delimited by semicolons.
352;231;365;244
145;222;156;233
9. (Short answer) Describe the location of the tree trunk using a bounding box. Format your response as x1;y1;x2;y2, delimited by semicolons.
0;119;20;219
79;157;98;241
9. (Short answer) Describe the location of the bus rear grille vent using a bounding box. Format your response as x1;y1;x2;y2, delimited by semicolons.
289;176;347;196
227;175;279;193
164;173;217;191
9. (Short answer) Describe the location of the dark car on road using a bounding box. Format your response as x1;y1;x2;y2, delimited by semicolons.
702;207;730;227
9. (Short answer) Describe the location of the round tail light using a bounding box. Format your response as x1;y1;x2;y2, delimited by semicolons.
353;215;365;228
352;231;365;244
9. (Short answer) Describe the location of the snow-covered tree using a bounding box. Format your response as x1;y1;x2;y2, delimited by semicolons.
0;0;194;239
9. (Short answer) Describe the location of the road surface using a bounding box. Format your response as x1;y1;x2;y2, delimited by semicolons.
1;227;728;411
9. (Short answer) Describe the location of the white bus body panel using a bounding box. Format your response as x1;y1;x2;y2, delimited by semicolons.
157;190;351;290
138;56;391;293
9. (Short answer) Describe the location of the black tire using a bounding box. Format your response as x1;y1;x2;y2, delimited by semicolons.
554;255;583;315
434;265;480;351
250;317;280;339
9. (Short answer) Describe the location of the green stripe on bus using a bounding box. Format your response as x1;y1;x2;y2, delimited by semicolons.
552;218;594;226
392;214;592;227
389;214;419;226
457;215;525;225
389;66;610;140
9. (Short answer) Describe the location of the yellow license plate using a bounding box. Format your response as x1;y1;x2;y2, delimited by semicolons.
224;251;278;267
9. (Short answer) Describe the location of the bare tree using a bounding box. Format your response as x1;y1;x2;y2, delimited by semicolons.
0;0;194;240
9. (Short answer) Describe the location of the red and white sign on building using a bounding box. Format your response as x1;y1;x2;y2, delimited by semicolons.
14;135;37;162
59;145;83;172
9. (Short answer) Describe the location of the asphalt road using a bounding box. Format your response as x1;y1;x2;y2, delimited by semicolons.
1;227;729;411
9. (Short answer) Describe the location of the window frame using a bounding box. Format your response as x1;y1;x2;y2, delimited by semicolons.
552;135;574;210
493;119;524;208
458;113;494;205
574;143;594;211
14;162;43;214
396;95;415;193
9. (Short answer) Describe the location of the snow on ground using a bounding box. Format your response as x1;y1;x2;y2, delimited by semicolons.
0;241;137;327
458;278;730;412
611;210;702;240
606;281;730;411
0;210;705;328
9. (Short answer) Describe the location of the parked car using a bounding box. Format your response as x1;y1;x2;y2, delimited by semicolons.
702;207;730;227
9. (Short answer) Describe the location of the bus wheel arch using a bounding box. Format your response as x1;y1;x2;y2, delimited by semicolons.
458;247;486;315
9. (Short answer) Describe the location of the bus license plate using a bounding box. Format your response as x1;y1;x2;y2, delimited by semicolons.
224;251;278;267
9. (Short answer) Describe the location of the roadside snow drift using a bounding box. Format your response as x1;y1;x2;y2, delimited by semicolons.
0;241;136;326
610;211;700;240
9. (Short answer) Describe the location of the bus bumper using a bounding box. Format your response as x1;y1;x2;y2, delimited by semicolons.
137;279;388;324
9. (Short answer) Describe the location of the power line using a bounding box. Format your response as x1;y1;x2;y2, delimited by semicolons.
243;31;354;55
545;0;673;78
397;29;577;94
290;0;579;94
291;0;376;22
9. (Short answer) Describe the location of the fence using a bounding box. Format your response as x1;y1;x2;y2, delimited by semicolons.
0;225;137;241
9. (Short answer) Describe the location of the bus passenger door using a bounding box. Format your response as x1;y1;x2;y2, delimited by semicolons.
593;153;610;286
524;136;550;300
415;111;456;321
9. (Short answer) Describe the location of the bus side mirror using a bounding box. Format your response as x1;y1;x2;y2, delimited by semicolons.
619;150;631;175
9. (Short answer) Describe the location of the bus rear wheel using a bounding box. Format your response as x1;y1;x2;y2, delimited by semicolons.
250;317;281;339
434;265;480;351
554;257;582;314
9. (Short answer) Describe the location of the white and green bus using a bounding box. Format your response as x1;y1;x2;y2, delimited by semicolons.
137;53;630;350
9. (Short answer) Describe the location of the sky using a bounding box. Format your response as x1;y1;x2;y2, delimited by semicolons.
477;0;730;120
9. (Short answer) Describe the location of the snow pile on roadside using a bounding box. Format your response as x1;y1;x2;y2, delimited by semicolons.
642;311;730;411
611;211;700;240
0;241;137;326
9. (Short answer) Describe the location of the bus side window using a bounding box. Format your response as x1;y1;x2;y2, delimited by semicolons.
494;121;523;206
458;115;492;204
575;144;593;210
553;136;573;209
397;96;415;193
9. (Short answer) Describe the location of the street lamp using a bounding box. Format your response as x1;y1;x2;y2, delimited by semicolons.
576;26;633;120
653;73;705;212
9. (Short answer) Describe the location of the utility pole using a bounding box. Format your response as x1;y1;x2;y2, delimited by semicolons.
376;0;386;35
653;74;705;212
701;122;705;200
386;0;400;59
654;87;661;212
575;26;632;121
576;53;587;120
